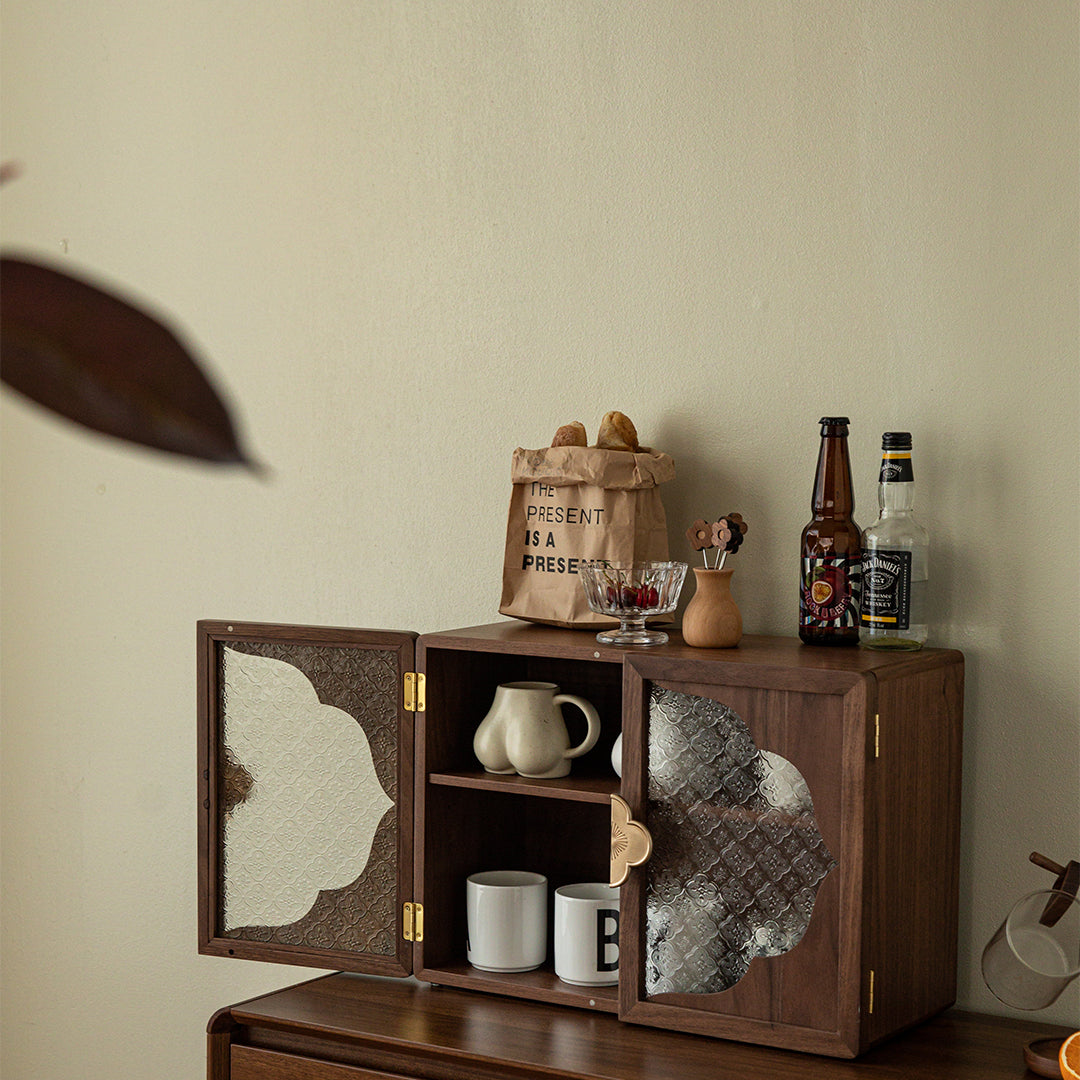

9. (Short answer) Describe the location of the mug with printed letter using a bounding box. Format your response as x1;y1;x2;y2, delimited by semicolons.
554;882;620;986
466;871;548;973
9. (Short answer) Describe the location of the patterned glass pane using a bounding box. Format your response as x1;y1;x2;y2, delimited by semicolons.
217;641;399;956
646;685;836;995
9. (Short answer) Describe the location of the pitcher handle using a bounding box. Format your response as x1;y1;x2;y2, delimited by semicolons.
554;695;601;760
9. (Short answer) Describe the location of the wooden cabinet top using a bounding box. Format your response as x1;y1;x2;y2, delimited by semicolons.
211;972;1069;1080
422;621;963;671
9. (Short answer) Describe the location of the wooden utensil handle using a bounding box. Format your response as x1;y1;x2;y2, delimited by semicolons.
1030;852;1066;875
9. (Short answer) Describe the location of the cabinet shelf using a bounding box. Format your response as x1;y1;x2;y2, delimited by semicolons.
419;958;619;1012
427;769;618;804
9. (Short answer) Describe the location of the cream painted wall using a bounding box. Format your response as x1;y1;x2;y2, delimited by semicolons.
2;3;1077;1075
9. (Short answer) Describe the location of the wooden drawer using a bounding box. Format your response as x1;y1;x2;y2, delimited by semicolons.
214;974;1076;1080
232;1045;415;1080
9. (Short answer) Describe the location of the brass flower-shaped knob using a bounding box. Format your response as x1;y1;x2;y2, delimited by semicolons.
610;794;653;887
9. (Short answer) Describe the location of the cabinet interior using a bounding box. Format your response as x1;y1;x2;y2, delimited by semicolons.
416;642;624;1008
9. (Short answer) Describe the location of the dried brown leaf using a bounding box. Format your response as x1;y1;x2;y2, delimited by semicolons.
1;256;259;469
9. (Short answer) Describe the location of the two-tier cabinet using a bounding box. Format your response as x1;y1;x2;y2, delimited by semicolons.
197;620;964;1059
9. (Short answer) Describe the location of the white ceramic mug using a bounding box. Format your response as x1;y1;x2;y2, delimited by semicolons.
466;871;548;973
554;883;620;986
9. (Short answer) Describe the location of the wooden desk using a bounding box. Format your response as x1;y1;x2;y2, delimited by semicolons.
208;972;1073;1080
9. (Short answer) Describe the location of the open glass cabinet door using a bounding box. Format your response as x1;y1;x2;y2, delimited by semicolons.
616;652;868;1058
197;621;417;977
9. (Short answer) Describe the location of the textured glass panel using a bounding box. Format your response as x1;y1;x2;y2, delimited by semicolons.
217;641;399;956
645;686;836;995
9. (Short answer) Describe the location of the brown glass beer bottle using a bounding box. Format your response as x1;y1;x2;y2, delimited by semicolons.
799;417;861;645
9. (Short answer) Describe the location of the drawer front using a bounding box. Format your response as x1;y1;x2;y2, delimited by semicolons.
232;1045;416;1080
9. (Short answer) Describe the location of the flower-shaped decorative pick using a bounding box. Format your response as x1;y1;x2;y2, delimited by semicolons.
685;512;748;570
686;519;712;551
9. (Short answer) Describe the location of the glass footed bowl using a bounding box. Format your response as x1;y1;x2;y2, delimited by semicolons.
579;561;688;647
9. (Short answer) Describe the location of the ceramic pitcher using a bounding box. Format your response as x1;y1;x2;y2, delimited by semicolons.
473;681;601;779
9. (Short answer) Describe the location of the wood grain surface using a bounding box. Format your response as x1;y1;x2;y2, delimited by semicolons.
213;972;1074;1080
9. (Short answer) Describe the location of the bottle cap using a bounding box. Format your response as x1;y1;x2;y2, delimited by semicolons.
882;432;912;450
819;417;850;433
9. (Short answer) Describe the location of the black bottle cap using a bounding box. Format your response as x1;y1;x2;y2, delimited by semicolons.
819;416;850;431
882;431;912;450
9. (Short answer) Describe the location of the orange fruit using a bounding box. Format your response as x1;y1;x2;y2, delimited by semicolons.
1061;1031;1080;1080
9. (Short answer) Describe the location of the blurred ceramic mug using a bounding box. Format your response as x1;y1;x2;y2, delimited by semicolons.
466;871;547;973
554;883;620;986
981;889;1080;1010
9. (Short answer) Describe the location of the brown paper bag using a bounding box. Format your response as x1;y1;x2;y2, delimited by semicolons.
498;445;676;628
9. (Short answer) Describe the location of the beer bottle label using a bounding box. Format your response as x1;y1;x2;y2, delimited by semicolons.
800;555;861;628
860;549;912;630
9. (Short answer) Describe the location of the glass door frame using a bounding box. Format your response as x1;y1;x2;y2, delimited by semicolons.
616;652;869;1058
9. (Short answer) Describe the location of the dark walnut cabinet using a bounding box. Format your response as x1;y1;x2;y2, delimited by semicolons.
198;620;964;1062
207;972;1073;1080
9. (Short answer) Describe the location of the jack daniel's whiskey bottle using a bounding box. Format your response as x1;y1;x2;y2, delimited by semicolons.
859;432;928;650
799;417;861;645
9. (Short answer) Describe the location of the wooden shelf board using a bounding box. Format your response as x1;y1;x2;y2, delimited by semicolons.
428;769;619;803
418;959;620;1013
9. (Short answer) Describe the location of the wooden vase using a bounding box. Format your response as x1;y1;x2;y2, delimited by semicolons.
682;567;742;648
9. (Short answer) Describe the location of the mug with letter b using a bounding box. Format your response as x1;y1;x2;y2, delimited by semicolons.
554;883;620;986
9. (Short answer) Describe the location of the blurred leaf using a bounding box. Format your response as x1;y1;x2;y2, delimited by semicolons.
1;256;259;469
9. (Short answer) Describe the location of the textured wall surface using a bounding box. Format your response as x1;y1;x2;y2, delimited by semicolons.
2;3;1077;1076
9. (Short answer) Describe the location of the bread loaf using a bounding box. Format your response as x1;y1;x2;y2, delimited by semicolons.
551;421;588;447
595;411;639;452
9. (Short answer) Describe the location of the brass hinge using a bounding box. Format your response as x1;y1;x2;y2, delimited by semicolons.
404;672;426;713
403;901;424;942
868;968;875;1014
874;714;880;759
